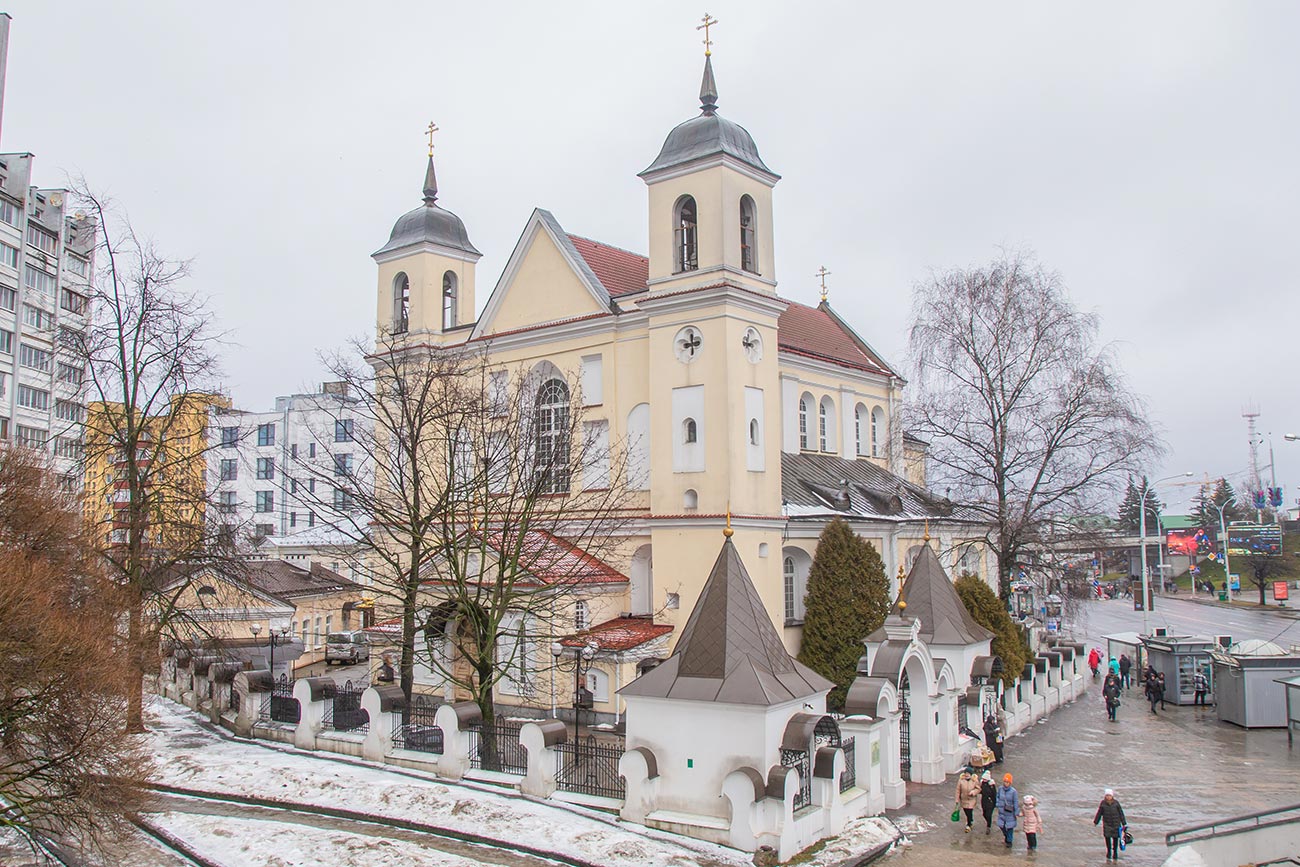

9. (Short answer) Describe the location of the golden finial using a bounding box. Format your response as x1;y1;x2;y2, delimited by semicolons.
723;507;734;538
426;121;439;157
923;519;930;542
896;563;907;611
698;13;718;56
816;265;831;302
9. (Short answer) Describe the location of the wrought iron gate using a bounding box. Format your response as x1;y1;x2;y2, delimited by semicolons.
555;735;625;799
899;673;911;782
326;680;369;732
392;694;442;753
779;748;811;810
268;675;300;724
467;721;527;774
840;737;856;792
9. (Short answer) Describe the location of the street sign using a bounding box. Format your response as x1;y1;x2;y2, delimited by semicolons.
1275;581;1290;601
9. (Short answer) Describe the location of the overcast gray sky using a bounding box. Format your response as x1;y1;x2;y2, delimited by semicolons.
4;1;1296;514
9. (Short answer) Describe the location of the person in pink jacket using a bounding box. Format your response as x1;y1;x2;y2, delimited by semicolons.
1020;794;1043;851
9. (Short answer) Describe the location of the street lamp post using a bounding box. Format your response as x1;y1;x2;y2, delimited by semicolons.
251;621;293;678
1211;496;1236;599
550;640;598;747
1139;472;1193;635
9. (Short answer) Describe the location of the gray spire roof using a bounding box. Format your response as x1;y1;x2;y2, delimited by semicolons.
374;155;480;258
620;539;832;705
638;56;777;180
867;545;994;646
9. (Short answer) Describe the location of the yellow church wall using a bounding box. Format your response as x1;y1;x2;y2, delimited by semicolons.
375;249;478;339
481;230;607;336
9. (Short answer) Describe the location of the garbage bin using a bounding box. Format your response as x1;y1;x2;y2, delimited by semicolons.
1219;591;1228;602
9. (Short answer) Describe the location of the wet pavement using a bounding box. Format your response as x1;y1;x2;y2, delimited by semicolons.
883;597;1300;866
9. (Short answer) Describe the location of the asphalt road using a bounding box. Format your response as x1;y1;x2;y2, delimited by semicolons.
1071;593;1300;650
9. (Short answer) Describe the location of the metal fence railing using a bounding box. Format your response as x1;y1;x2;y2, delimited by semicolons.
555;735;625;799
840;737;856;793
391;694;442;753
780;748;811;811
261;675;299;724
324;680;369;733
467;721;527;774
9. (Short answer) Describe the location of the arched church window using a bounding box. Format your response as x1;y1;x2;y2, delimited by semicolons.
783;557;796;623
393;272;410;334
871;406;884;458
818;396;836;453
534;378;571;494
683;489;699;510
674;196;698;273
799;393;813;450
442;270;458;330
682;418;698;444
739;195;757;273
749;418;760;446
855;404;869;457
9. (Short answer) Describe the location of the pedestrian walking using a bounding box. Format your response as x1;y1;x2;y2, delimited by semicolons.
1093;788;1128;860
1145;674;1160;715
1088;647;1101;679
983;714;1004;764
996;773;1019;848
1020;794;1043;852
979;770;997;834
1108;656;1120;678
955;767;980;832
1157;672;1167;710
1193;670;1210;706
1103;675;1121;721
1118;654;1132;690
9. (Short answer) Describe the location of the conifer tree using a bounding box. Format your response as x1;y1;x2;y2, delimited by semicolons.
797;518;891;709
954;575;1027;685
1117;475;1161;534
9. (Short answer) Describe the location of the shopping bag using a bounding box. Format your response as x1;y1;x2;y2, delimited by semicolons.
1123;828;1133;845
951;808;961;822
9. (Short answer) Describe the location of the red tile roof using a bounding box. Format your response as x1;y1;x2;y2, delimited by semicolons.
561;617;674;652
568;235;649;297
565;235;894;376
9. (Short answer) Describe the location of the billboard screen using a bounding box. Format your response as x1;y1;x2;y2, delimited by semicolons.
1226;524;1283;557
1166;528;1215;557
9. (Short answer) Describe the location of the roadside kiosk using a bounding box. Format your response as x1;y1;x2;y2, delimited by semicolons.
1278;674;1300;744
1212;640;1300;728
1103;631;1147;676
1140;633;1216;705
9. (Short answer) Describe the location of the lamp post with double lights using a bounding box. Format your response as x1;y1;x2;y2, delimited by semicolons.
551;639;599;746
1139;472;1193;635
250;620;293;677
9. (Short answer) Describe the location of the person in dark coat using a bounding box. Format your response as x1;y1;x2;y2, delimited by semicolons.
1145;673;1160;715
983;714;1004;764
1156;672;1167;710
979;770;997;834
1094;789;1128;860
1193;670;1210;706
1118;654;1132;689
1103;675;1121;721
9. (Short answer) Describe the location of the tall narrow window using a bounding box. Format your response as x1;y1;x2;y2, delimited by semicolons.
682;418;698;444
674;195;698;273
871;406;884;458
739;195;757;273
819;397;837;453
818;401;828;452
798;395;811;450
783;557;796;623
574;600;589;631
393;272;410;334
855;404;869;457
442;270;458;329
534;378;571;494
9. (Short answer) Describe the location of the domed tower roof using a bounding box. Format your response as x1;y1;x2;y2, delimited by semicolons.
638;55;778;181
374;155;480;258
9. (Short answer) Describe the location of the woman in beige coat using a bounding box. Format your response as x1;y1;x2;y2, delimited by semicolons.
955;767;981;832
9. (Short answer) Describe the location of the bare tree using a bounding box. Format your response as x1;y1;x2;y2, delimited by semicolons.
289;334;636;729
72;185;239;731
0;444;147;855
906;252;1159;601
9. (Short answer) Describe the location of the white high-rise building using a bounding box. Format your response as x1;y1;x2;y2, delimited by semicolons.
0;15;96;485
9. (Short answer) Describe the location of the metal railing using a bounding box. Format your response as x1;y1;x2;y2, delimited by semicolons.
325;680;369;733
467;721;527;774
840;737;856;793
555;735;625;799
780;748;811;811
261;675;299;724
391;695;443;754
1166;802;1300;847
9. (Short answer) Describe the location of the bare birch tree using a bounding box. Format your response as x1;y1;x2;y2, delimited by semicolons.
71;186;239;731
906;252;1159;601
289;335;636;726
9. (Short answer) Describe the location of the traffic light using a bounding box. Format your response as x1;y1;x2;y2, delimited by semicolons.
1269;486;1284;508
1254;490;1267;510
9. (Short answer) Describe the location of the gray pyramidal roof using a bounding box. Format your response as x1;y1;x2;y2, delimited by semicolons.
620;538;833;705
867;544;995;646
374;155;481;258
638;55;777;180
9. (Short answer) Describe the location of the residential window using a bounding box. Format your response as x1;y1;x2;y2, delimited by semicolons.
22;305;50;330
0;199;18;227
256;457;275;480
257;423;275;446
54;399;84;423
290;478;298;494
65;255;89;278
0;418;8;439
334;419;353;442
308;510;316;528
290;443;298;459
255;523;274;538
0;242;17;269
220;426;239;447
57;326;79;351
798;395;811;450
219;458;238;481
333;453;352;476
308;442;316;458
16;384;49;411
56;362;83;385
308;478;316;493
289;512;297;528
870;406;884;458
218;491;237;514
333;486;353;510
23;265;55;296
19;343;51;372
0;329;12;354
14;424;47;449
0;286;13;310
54;436;82;459
59;288;87;314
26;223;57;254
255;490;274;512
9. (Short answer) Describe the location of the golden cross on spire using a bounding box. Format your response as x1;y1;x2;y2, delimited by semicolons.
816;265;831;301
723;504;733;538
698;13;718;56
426;121;439;157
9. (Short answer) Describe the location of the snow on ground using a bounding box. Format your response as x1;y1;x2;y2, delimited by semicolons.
150;811;488;867
143;698;749;867
889;815;936;837
799;817;899;865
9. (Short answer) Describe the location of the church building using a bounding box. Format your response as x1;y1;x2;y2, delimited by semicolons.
370;44;994;722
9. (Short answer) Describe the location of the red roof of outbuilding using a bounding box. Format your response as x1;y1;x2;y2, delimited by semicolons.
560;617;674;652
